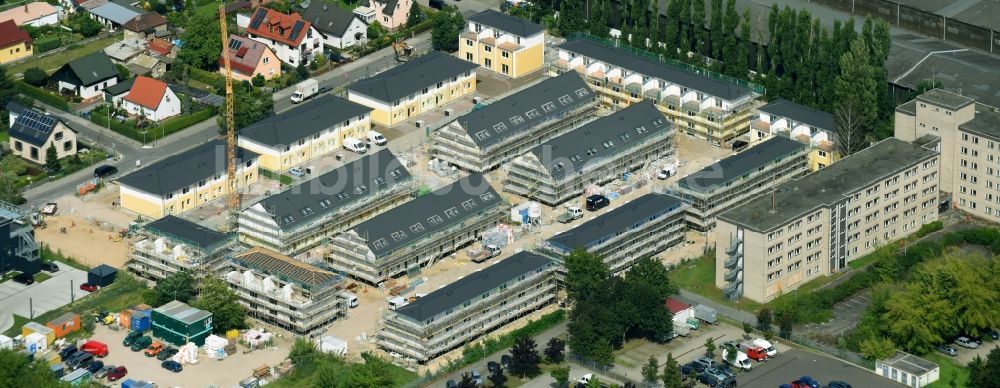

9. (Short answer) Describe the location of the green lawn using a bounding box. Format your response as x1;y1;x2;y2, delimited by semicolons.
668;253;763;312
10;34;122;75
924;353;970;388
0;129;8;143
33;272;51;283
195;2;219;17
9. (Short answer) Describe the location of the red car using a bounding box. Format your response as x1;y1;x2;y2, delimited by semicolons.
80;283;98;292
106;366;127;382
80;340;108;357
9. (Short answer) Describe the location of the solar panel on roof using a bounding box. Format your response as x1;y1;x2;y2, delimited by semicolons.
228;38;242;49
289;21;304;41
249;8;266;29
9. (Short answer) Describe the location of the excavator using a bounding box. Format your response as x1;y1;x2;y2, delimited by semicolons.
392;39;413;63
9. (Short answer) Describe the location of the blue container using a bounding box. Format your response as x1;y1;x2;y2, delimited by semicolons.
50;363;65;379
130;315;151;332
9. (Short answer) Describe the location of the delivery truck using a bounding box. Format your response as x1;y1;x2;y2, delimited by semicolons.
290;79;319;103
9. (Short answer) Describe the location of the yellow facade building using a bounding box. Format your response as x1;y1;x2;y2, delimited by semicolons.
749;99;839;171
459;10;544;78
118;140;259;219
0;20;33;64
347;51;477;127
238;95;372;173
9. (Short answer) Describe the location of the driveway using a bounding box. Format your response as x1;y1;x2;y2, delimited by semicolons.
0;262;90;332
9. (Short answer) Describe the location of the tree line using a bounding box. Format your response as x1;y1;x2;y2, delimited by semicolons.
565;250;677;365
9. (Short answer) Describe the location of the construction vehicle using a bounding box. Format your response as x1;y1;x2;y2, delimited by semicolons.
556;206;583;223
468;244;501;263
393;40;413;62
220;4;240;232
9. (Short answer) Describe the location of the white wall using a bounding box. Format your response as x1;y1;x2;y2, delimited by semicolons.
347;90;392;111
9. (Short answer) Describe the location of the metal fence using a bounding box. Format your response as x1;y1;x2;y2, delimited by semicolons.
812;0;999;53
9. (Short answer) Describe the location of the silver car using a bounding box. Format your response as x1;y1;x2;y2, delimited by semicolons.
955;337;979;349
936;345;958;356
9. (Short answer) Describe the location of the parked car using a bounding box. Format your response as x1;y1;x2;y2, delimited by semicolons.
955;336;980;349
157;347;178;361
81;340;109;357
986;328;1000;341
12;273;34;285
161;360;183;373
794;376;820;388
122;330;143;347
697;368;734;387
585;194;610;211
80;283;98;292
144;341;164;357
39;261;59;272
826;381;852;388
93;165;118;178
487;361;501;375
445;380;457;388
65;351;94;370
500;354;512;369
288;167;305;177
86;360;104;374
58;345;78;360
936;345;958;357
470;369;482;385
130;336;152;352
94;364;115;379
106;366;128;381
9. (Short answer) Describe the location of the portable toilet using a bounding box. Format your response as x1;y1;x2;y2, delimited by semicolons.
24;332;47;353
21;322;55;345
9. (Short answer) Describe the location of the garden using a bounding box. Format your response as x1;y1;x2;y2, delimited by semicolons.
88;102;216;144
0;140;109;201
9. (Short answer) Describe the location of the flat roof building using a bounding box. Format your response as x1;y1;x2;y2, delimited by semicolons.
238;149;415;256
378;251;557;363
543;193;687;274
505;100;675;206
716;137;941;302
225;247;345;337
128;215;233;285
554;37;761;146
875;351;939;387
326;174;508;284
673;136;809;231
432;72;598;172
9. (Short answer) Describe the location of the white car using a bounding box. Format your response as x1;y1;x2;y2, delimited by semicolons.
288;167;305;177
955;337;979;349
343;138;368;154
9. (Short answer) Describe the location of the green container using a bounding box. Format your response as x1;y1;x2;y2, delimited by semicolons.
151;300;213;346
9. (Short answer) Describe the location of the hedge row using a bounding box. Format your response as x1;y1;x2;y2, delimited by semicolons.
159;107;215;136
34;36;61;53
189;66;223;86
91;106;216;142
15;81;68;110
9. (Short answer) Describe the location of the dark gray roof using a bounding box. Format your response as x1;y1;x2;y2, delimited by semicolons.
456;72;594;149
119;139;259;196
677;136;806;194
559;39;754;101
5;101;27;116
300;2;363;36
916;89;975;110
104;77;135;96
719;138;939;232
759;99;834;131
9;108;68;147
959;104;1000;140
144;215;229;251
348;51;477;103
547;193;684;252
380;0;399;15
58;52;118;86
240;95;372;147
89;264;117;276
896;100;917;115
254;149;412;231
352;174;503;258
468;10;544;37
529;100;671;180
395;251;552;322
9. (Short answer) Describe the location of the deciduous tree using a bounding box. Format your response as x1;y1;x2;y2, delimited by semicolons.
704;337;716;358
431;6;464;52
406;1;426;27
661;353;683;388
151;270;196;306
968;348;1000;388
509;336;541;377
23;67;47;86
544;337;565;363
192;276;247;332
642;355;660;384
179;13;222;70
550;365;570;387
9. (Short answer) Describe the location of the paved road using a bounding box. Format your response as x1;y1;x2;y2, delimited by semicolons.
0;262;90;333
736;348;905;387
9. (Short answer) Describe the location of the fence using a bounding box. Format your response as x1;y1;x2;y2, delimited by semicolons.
568;353;643;385
811;0;1000;53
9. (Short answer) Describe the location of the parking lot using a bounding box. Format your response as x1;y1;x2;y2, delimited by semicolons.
0;262;90;332
83;324;292;387
736;348;905;388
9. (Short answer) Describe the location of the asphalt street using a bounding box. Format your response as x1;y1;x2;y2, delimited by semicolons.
736;348;906;387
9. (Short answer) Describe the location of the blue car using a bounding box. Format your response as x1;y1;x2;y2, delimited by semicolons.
161;360;183;373
798;376;820;388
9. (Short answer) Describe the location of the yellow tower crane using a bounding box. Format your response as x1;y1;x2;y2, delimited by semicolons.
219;5;239;232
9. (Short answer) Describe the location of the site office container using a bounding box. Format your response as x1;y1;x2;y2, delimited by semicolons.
22;322;55;344
151;303;213;347
47;313;81;339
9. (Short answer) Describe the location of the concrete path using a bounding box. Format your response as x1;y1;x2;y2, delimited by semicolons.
0;262;90;333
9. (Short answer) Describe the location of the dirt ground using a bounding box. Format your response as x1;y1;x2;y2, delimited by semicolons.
34;184;135;268
86;324;292;387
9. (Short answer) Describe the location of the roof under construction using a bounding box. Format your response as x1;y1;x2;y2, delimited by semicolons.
233;247;340;289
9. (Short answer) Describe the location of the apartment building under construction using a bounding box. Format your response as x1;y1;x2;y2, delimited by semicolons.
326;174;508;284
431;71;598;172
238;149;414;256
378;251;557;363
749;99;838;171
505;100;675;205
128;215;233;285
673;136;809;231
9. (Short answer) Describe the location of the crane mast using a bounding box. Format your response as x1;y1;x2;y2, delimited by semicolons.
219;5;239;232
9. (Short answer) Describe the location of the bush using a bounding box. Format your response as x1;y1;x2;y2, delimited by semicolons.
23;67;47;86
158;107;215;135
444;310;565;374
914;221;943;238
34;36;61;53
189;66;224;86
15;81;68;110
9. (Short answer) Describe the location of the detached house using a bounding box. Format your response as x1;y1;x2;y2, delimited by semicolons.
244;7;323;66
148;38;177;58
366;0;410;30
53;52;119;99
460;10;545;78
219;35;281;82
122;12;168;41
300;2;367;49
0;2;59;27
86;0;143;30
120;76;180;122
8;108;78;165
0;20;32;64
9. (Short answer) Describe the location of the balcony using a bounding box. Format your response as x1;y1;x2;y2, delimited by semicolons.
662;94;680;106
643;88;661;100
702;107;727;121
624;82;642;95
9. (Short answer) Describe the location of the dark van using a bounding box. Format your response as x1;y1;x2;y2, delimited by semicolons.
585;195;610;212
94;165;118;178
429;0;444;9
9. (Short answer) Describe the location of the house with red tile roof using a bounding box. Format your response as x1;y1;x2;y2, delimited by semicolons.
219;35;281;82
148;38;176;58
0;20;33;64
120;76;180;122
242;7;322;66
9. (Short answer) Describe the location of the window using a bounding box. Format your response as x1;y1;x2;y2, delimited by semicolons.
54;132;63;141
484;45;492;53
63;141;72;151
13;141;21;151
466;39;474;46
263;57;269;64
501;51;509;58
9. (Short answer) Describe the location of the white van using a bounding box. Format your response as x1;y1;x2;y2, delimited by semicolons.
343;138;368;154
722;347;752;370
367;130;387;146
753;338;778;357
341;292;359;308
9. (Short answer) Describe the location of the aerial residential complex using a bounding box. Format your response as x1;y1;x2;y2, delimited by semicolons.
554;37;760;145
895;89;1000;224
750;99;837;171
128;215;233;285
347;51;478;127
432;72;598;172
378;251;558;363
118;140;259;219
459;10;545;78
673;136;809;231
226;247;345;337
326;174;507;284
238;149;415;256
237;95;373;173
716;137;941;302
505;100;675;205
543;193;687;274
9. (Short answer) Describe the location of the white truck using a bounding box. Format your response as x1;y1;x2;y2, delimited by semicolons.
468;244;501;263
722;346;752;370
753;338;778;357
290;79;319;103
556;206;583;223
